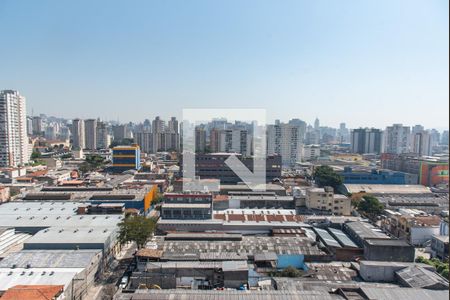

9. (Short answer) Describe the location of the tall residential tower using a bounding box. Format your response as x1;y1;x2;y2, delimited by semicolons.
0;90;29;167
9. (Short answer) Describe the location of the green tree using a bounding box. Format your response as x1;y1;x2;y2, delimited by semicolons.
118;216;157;249
109;138;134;148
357;195;383;217
31;150;41;160
313;165;343;190
277;266;302;277
79;154;106;174
415;256;449;279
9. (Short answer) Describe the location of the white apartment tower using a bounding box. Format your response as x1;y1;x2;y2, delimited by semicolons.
384;124;411;154
96;121;110;149
0;90;29;167
267;121;305;166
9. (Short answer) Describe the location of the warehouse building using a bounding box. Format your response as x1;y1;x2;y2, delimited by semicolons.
130;261;249;289
150;234;328;269
0;249;102;292
363;238;415;262
344;222;390;248
23;227;118;257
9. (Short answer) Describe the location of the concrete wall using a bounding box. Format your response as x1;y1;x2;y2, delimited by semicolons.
410;226;440;246
363;243;415;262
360;262;435;282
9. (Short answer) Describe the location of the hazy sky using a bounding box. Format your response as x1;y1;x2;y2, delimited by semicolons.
0;0;448;129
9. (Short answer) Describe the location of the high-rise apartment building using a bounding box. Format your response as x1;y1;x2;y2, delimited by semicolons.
71;118;85;150
26;116;33;136
195;126;207;153
314;117;320;130
350;128;383;154
135;130;152;153
267;120;305;166
112;124;127;141
32;116;42;136
338;122;350;143
441;131;449;145
0;90;29;167
384;124;411;154
412;130;432;156
209;128;251;156
150;116;180;153
96;121;110;149
84;119;97;150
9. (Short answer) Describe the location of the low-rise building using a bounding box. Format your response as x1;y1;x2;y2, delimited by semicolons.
161;193;213;220
382;212;442;246
225;193;294;210
112;145;141;172
305;187;352;215
0;185;10;203
431;235;449;260
344;221;390;248
340;167;418;184
363;238;415;262
130;260;248;289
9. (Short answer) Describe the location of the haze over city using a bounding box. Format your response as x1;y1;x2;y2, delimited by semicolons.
0;0;448;129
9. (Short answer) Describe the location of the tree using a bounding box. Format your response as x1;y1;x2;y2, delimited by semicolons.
118;216;157;249
415;256;449;279
277;266;302;277
79;154;106;174
313;165;343;190
357;195;383;217
31;150;41;160
110;138;134;148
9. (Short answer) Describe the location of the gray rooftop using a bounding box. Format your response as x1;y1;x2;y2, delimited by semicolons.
360;287;448;300
345;222;389;240
146;260;248;271
0;214;123;233
161;203;211;209
343;184;432;195
23;227;117;251
0;250;101;268
118;290;338;300
313;228;341;248
155;235;326;258
364;238;411;247
0;267;83;291
0;201;79;216
328;228;358;248
396;266;449;289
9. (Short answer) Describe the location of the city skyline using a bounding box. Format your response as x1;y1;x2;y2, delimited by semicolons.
0;0;448;129
20;108;450;132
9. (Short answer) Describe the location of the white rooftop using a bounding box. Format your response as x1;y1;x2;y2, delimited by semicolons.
0;267;83;291
343;184;431;195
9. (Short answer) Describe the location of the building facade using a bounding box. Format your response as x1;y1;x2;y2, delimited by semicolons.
112;145;141;172
267;121;306;166
384;124;411;154
84;119;97;150
71;119;85;150
0;90;29;167
350;128;383;154
305;187;352;215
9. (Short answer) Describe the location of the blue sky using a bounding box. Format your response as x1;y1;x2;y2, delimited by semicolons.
0;0;448;129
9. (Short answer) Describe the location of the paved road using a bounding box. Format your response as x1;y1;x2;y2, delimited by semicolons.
87;243;137;300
